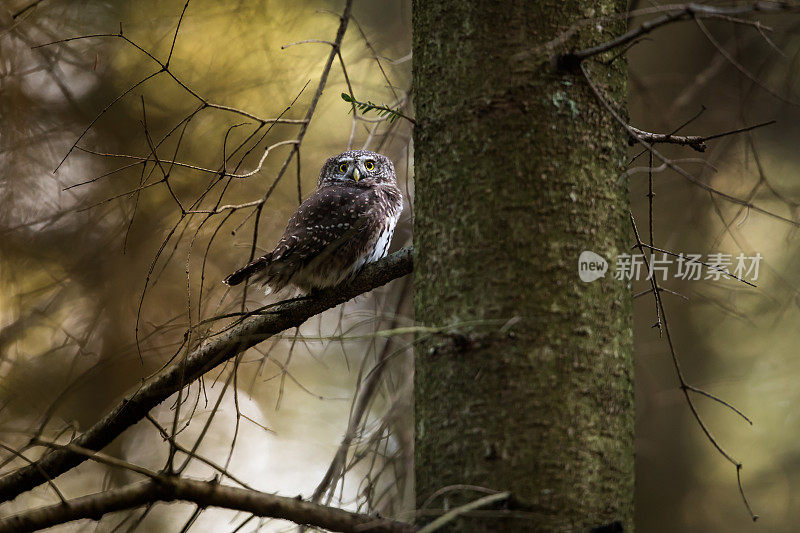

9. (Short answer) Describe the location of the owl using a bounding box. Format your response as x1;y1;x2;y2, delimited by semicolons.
223;150;403;294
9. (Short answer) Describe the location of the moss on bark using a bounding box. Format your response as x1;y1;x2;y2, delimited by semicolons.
412;1;633;530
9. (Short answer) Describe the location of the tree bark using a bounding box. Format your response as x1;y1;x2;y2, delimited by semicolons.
412;2;632;531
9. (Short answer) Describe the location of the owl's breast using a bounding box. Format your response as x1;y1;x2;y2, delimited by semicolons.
349;213;397;274
289;184;402;291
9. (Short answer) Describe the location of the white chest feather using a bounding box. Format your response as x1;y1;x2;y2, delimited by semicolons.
370;213;399;262
353;213;399;272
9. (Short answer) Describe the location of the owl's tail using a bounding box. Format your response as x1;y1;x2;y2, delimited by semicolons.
223;255;271;286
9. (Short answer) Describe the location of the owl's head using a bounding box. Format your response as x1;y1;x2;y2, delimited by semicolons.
318;150;396;188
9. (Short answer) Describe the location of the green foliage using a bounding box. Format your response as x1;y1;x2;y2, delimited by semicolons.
340;92;413;124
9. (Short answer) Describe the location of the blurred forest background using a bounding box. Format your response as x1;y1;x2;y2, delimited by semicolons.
0;1;799;532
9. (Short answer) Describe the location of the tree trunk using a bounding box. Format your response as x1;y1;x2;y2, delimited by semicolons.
412;2;633;531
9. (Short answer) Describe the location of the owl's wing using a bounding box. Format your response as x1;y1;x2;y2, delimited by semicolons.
223;185;374;287
272;184;375;264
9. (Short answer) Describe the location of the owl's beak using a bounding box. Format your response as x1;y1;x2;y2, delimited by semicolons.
353;167;360;182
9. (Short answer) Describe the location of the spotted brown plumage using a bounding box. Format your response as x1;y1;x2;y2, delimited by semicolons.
224;150;403;293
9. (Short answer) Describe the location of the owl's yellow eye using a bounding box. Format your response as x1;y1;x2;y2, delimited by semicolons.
338;163;348;173
364;160;375;171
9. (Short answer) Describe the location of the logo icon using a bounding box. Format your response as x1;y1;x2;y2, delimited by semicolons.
578;251;608;282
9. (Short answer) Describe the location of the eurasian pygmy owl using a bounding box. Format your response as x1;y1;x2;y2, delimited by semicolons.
223;150;403;293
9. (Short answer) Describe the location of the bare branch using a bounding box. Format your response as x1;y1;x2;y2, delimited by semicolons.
580;62;800;227
626;120;776;152
0;248;412;503
0;477;415;533
11;0;46;20
556;2;800;67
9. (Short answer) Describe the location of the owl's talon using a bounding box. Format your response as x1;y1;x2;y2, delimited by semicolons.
305;288;324;299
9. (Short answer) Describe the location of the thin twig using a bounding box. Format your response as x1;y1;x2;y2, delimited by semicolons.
417;492;511;533
629;214;757;521
627;120;776;152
